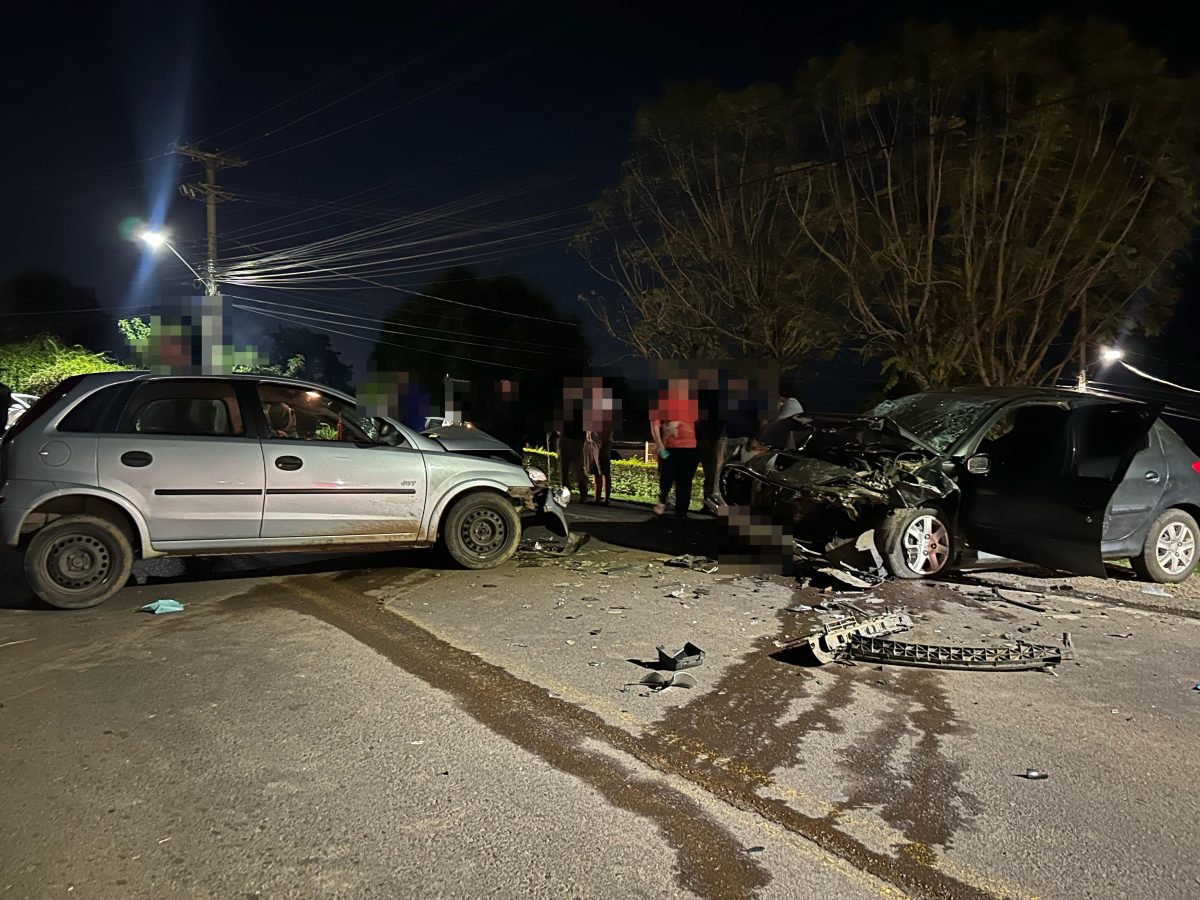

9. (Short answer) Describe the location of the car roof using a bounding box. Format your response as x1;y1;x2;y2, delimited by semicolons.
946;385;1143;406
72;370;355;400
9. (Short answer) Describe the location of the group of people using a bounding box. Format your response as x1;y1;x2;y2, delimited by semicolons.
557;369;805;519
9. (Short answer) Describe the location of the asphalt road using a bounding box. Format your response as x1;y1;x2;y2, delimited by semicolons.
2;502;1198;898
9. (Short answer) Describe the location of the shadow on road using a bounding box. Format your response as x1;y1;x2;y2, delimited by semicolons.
569;509;723;559
0;547;452;613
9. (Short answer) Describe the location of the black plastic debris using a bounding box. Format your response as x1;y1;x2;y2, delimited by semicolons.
656;642;705;671
1021;768;1050;780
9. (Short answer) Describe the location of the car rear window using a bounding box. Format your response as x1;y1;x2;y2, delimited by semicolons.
118;381;246;437
58;384;128;433
1;376;85;444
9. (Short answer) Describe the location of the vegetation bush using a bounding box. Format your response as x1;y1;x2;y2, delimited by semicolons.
523;448;706;506
0;334;128;395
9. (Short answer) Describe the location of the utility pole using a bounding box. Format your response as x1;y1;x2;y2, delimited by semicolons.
173;144;246;295
172;144;246;374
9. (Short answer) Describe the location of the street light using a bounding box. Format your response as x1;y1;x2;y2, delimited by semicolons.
137;228;210;292
1099;346;1124;363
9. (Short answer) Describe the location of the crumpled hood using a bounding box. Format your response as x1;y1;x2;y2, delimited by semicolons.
422;425;522;465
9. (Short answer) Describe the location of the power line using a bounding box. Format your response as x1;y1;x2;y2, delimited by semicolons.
238;304;532;372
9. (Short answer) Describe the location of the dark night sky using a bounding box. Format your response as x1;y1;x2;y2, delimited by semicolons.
4;0;1198;429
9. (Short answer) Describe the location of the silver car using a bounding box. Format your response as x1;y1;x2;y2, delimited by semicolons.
0;372;569;609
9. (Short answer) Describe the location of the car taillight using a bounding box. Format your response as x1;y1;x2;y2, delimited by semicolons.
1192;461;1200;475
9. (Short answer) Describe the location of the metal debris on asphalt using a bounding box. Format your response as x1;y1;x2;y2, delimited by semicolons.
1021;769;1050;780
776;608;915;664
656;642;705;671
639;671;698;691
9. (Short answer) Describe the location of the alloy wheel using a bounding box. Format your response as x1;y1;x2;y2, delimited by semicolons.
1155;521;1196;576
901;514;950;575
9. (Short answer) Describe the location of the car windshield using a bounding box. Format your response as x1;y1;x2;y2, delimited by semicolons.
871;394;995;452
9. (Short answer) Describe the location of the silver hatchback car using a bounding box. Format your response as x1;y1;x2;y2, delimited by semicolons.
0;372;569;608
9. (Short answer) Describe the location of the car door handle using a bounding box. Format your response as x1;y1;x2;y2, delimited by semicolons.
275;455;303;471
1144;471;1161;483
120;450;153;468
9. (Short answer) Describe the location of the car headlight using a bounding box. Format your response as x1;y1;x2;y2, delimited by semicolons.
527;466;548;487
556;486;571;507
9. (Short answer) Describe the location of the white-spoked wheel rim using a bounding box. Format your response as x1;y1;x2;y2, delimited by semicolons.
902;515;950;575
1155;521;1196;576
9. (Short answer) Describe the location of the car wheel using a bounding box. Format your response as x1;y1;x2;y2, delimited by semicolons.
881;507;953;579
24;514;135;609
442;493;522;570
1130;509;1197;584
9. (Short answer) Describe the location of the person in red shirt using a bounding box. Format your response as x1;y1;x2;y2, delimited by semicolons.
649;376;700;519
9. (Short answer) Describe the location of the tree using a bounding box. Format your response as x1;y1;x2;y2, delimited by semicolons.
0;271;117;350
575;83;841;364
255;325;352;391
371;268;591;441
786;18;1200;387
0;335;128;395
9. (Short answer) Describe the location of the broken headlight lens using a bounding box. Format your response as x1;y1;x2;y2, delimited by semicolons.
527;466;549;487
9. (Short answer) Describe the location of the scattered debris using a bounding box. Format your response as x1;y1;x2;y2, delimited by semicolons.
517;532;591;558
0;639;37;650
602;564;633;575
850;633;1072;671
139;599;184;615
656;642;705;671
1142;585;1171;597
639;671;698;692
815;567;876;590
823;530;887;579
663;554;718;574
776;609;915;664
1021;769;1050;780
744;846;766;854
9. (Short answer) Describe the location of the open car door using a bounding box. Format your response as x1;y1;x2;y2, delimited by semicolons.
959;402;1159;577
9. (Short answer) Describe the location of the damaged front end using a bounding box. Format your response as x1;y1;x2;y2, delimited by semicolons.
510;473;572;539
719;414;957;543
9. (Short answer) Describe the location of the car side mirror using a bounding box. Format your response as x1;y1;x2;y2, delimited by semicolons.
966;453;990;475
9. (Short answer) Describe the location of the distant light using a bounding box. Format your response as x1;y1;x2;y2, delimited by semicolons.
1100;346;1124;363
140;230;167;250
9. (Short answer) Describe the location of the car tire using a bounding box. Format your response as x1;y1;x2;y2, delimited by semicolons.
880;507;953;579
1130;508;1197;584
441;493;522;570
24;514;135;609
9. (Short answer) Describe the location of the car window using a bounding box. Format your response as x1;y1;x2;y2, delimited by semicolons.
119;381;245;437
872;394;993;452
58;384;127;433
980;405;1071;479
256;384;402;446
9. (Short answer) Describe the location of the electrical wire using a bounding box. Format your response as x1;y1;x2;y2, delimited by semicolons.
1118;360;1200;395
237;304;532;372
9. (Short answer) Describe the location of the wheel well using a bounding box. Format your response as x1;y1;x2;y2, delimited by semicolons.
433;487;518;542
1169;503;1200;525
19;496;140;553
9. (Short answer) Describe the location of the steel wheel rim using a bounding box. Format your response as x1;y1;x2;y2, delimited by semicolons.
47;533;112;590
901;515;950;575
461;508;507;556
1155;521;1196;575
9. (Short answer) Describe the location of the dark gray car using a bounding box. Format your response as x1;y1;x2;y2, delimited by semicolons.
0;372;569;609
719;387;1199;583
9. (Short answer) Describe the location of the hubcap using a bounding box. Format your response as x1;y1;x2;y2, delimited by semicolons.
902;515;950;575
460;508;507;556
1155;521;1196;576
47;533;111;590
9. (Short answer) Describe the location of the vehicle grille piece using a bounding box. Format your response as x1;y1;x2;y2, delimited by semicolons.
847;633;1072;671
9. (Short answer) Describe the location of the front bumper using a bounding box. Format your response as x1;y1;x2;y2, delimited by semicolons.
526;487;570;537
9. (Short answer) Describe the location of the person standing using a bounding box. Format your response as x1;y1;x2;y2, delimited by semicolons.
696;371;726;514
650;376;699;519
558;381;588;502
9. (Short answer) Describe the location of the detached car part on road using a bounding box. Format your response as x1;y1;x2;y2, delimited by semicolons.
0;372;569;609
720;387;1200;583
